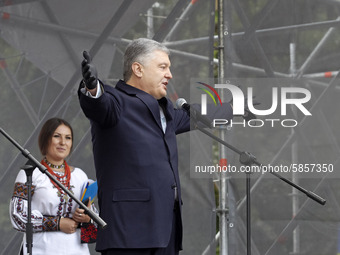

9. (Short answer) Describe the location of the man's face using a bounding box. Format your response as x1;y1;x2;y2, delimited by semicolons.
139;50;172;99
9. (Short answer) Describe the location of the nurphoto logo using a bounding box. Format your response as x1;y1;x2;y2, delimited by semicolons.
196;79;312;128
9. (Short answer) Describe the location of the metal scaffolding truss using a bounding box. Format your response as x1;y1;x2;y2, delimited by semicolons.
1;0;340;254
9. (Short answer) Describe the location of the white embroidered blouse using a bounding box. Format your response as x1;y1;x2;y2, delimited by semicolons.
10;167;96;255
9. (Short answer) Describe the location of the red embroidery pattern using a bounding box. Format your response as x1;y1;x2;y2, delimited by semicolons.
81;223;97;243
12;197;43;232
42;215;59;231
13;182;35;199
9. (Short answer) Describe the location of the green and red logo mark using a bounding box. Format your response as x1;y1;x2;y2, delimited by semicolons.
196;82;222;106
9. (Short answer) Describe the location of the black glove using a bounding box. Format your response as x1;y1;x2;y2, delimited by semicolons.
81;51;98;90
242;97;260;121
230;90;260;121
243;108;257;121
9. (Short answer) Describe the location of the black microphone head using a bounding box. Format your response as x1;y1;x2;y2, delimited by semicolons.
176;98;187;109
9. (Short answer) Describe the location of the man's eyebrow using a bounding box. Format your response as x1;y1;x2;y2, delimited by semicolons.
159;62;170;67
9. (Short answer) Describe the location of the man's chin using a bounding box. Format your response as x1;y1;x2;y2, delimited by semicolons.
158;91;167;99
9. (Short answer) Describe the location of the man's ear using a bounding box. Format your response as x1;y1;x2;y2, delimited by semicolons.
131;62;143;78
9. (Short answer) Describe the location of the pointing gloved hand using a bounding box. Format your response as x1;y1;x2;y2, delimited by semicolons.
229;86;260;121
243;108;257;122
242;96;260;121
81;51;98;90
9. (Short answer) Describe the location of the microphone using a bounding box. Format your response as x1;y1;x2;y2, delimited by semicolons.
176;98;212;128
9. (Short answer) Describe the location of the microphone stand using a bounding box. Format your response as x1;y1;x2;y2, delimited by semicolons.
22;163;34;255
191;122;326;255
1;128;107;254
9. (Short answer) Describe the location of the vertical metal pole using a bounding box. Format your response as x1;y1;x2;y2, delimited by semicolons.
290;42;300;255
217;0;228;255
246;173;251;255
217;1;225;80
147;6;154;39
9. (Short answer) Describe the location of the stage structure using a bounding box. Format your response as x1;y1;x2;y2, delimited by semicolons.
1;0;340;254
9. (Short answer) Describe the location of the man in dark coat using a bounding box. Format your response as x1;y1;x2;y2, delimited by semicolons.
78;38;233;255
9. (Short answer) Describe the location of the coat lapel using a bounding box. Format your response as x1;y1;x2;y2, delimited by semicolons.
116;81;163;132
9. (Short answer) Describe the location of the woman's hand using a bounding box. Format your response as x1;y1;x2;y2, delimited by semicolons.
59;217;79;234
72;198;92;224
